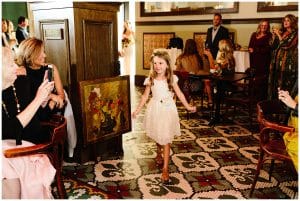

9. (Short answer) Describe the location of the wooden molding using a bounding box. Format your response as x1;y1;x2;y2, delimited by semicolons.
136;18;284;26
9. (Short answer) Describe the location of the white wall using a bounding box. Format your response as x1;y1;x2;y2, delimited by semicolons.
135;2;298;75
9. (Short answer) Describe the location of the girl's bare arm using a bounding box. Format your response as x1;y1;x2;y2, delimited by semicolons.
132;85;151;118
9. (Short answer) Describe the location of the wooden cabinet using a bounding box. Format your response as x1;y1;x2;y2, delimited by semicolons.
29;2;121;163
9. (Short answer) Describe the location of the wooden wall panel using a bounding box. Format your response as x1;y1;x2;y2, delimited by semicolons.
83;20;113;79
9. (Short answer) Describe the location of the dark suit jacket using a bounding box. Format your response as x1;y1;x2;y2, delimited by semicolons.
16;26;28;45
205;26;229;59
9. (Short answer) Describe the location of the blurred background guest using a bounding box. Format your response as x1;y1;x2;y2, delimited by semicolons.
119;20;135;75
248;19;272;99
16;16;29;45
268;14;298;99
176;39;212;104
205;13;230;59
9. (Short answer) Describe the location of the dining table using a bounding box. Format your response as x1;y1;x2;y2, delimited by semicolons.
233;50;250;73
208;72;250;126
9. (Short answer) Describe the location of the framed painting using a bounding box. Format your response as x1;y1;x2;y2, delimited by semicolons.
194;32;235;46
141;2;239;16
143;32;175;69
79;75;131;146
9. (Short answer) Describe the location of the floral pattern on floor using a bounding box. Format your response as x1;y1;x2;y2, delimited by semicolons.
62;86;298;199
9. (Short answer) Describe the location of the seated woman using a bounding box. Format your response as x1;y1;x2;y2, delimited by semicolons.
2;47;56;198
16;37;78;157
176;39;212;104
278;84;298;171
15;37;65;121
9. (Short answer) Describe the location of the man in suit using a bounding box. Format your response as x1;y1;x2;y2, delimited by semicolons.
205;13;229;59
16;16;29;45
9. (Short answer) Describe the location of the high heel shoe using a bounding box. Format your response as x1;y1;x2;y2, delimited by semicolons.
161;168;170;184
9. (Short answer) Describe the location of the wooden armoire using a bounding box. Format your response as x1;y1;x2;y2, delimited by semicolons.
29;2;122;163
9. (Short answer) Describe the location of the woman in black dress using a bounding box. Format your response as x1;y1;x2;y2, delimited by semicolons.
16;37;65;120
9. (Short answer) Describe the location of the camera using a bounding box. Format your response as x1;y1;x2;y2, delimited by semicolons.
47;64;53;81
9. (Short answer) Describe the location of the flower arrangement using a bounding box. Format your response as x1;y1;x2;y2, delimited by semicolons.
122;37;132;48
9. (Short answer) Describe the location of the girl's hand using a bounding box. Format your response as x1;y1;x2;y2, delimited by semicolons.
248;48;254;53
188;105;197;113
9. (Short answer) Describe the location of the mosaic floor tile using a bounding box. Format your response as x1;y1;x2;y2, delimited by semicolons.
192;189;244;199
220;164;278;190
196;137;238;152
172;152;219;172
214;125;252;137
173;129;196;141
138;172;193;199
94;159;141;182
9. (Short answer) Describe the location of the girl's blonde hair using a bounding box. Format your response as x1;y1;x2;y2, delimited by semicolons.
149;49;173;91
15;37;44;67
216;39;235;69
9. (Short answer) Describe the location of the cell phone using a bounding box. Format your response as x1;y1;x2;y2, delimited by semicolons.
47;65;53;81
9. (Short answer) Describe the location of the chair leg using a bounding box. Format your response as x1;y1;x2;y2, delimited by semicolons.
54;145;67;199
249;151;265;197
269;159;275;181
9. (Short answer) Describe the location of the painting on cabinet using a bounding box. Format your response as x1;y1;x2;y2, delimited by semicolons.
79;75;131;146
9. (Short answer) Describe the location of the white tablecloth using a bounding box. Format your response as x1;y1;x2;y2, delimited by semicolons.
167;48;182;70
233;51;250;72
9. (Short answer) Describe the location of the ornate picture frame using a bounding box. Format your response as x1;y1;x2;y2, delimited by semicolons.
79;75;131;146
143;32;175;69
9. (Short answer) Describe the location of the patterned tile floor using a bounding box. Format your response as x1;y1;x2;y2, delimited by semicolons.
62;86;298;199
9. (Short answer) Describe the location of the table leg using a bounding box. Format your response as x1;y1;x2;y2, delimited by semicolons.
208;80;223;126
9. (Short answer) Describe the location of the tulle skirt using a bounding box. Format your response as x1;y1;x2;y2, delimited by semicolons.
144;98;181;145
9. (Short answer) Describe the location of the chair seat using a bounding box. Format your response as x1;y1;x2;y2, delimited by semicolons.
262;139;290;160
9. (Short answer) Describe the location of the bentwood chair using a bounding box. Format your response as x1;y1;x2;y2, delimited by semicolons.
4;114;67;199
173;70;205;119
223;68;266;127
249;100;296;197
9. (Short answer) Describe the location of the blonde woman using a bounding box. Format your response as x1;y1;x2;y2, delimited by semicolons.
16;37;65;119
204;39;235;75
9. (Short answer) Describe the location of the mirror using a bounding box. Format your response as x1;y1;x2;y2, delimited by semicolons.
257;2;298;12
140;2;239;17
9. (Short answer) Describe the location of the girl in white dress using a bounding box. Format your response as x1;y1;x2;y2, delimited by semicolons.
132;49;196;183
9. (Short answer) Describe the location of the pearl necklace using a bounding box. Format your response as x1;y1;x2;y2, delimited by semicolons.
2;84;21;117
